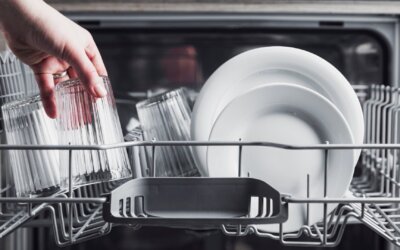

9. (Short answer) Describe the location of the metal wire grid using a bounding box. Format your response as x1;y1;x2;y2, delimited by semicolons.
47;181;118;246
0;141;398;247
0;84;399;247
1;190;120;246
0;164;118;246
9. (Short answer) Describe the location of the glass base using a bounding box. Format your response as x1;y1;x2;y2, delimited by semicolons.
17;185;61;198
60;169;132;190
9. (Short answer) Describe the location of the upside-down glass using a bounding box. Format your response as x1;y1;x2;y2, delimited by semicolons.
2;95;60;197
20;62;40;96
125;128;150;178
136;88;200;177
0;50;27;199
55;76;132;188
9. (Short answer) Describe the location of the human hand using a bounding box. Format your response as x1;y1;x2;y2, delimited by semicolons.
0;0;107;118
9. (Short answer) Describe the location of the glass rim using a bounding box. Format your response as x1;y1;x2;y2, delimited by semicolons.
1;94;42;110
136;87;188;108
55;75;109;91
124;128;143;141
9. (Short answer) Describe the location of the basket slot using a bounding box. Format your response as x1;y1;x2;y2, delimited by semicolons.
125;197;131;217
134;196;146;217
249;196;274;218
118;199;123;216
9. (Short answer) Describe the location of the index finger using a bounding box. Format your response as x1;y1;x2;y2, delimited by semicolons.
86;41;107;76
35;73;57;118
62;45;107;98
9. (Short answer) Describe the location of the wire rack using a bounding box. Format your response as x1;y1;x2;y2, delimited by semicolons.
0;84;400;247
0;141;398;247
0;168;116;246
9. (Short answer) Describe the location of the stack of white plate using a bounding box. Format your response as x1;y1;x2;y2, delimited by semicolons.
191;46;364;232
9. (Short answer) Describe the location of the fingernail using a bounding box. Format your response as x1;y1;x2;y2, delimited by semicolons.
94;85;107;97
44;103;57;119
94;78;107;97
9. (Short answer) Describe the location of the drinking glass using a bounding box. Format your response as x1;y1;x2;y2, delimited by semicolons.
0;50;27;198
125;128;150;178
136;88;200;177
20;62;40;96
55;76;132;188
2;95;60;197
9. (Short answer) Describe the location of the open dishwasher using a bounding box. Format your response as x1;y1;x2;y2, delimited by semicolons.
1;3;400;250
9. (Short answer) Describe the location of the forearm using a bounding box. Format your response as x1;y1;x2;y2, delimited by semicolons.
0;0;46;34
0;0;66;60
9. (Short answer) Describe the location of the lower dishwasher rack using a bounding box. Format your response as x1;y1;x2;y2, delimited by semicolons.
1;141;400;248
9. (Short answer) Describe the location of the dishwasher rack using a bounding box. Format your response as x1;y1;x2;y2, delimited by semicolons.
1;85;400;248
0;141;399;247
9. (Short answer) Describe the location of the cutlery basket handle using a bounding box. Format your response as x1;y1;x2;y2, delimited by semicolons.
103;177;288;228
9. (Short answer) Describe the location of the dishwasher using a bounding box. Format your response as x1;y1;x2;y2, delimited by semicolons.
0;5;400;250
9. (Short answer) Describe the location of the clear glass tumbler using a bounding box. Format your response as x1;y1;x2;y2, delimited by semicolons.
20;62;40;96
136;88;200;177
2;95;60;197
55;76;132;188
0;50;27;198
125;128;150;178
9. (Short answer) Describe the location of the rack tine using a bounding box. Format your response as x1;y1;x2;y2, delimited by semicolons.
238;138;243;178
307;174;310;225
151;138;156;177
323;141;329;245
324;142;329;197
68;148;74;244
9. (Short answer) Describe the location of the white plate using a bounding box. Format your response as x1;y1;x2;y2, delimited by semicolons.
192;46;363;175
207;83;355;233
